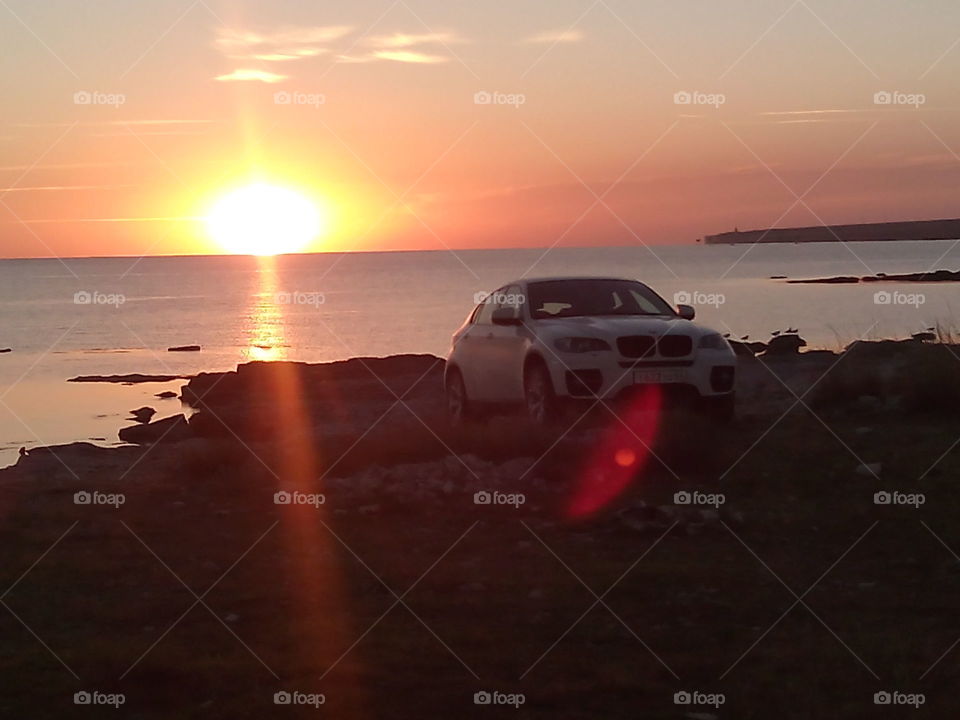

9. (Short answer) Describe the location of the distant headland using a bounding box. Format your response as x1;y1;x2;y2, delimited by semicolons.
703;217;960;245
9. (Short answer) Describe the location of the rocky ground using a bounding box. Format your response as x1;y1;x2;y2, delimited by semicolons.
2;340;960;718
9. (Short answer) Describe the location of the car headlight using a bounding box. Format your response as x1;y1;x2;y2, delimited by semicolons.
698;333;729;350
554;337;612;353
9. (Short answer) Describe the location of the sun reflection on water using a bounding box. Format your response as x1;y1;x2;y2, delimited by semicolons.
244;259;287;361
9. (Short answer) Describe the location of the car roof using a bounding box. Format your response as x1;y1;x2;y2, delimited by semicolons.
499;276;643;287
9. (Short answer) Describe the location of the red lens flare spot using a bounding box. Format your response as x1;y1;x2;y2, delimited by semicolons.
615;448;637;467
566;385;663;519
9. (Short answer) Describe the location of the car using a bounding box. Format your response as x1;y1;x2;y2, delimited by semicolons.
444;276;736;423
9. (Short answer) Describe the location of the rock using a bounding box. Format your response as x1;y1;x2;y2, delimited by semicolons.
128;406;156;424
168;345;201;352
763;334;807;355
155;391;178;399
119;414;192;445
68;373;189;384
728;340;756;357
856;462;881;477
769;275;787;279
0;348;11;353
747;341;768;355
912;331;937;342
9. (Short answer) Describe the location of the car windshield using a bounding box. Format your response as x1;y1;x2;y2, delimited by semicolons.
527;279;675;319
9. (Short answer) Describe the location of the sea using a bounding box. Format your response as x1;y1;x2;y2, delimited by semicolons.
2;241;959;467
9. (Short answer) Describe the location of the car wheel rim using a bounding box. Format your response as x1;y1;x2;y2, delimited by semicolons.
527;375;546;422
447;379;464;418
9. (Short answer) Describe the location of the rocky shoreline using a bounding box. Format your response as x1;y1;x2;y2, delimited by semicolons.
6;337;956;480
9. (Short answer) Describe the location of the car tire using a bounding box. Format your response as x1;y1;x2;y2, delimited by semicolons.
445;368;471;424
524;361;557;424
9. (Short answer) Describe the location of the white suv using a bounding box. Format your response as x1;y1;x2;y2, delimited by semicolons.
445;277;736;422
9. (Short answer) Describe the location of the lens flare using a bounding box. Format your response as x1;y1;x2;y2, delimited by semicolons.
566;386;663;518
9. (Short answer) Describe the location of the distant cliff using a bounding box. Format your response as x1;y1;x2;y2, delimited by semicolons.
704;218;960;244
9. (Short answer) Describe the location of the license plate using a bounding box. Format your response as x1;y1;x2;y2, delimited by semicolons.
633;369;685;385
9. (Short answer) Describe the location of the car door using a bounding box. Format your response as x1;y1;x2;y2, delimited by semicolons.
485;284;528;402
456;290;499;401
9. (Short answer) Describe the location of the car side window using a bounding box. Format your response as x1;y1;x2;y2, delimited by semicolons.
498;285;524;320
473;292;498;325
628;289;661;315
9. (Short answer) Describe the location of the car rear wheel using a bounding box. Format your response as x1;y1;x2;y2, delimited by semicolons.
524;362;557;424
445;368;470;423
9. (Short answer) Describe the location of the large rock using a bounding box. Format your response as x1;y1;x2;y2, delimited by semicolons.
764;335;807;356
119;414;192;444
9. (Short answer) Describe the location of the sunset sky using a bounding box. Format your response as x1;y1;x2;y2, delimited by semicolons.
3;0;960;258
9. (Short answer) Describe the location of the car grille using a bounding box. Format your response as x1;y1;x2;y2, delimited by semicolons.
617;334;693;358
617;336;655;358
658;335;693;357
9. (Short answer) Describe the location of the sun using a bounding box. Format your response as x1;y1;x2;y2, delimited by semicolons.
206;183;326;256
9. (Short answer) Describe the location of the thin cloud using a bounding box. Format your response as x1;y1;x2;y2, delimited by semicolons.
11;120;215;128
251;48;327;62
0;185;134;192
215;26;353;53
371;50;449;64
523;29;584;44
215;69;287;83
0;162;130;171
366;31;464;48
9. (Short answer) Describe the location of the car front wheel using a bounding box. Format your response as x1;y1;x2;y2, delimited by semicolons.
524;362;557;424
445;368;470;423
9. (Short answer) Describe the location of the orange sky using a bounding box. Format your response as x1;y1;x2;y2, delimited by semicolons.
3;0;960;258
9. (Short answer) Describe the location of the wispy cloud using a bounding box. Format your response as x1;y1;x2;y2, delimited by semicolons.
523;29;584;44
370;50;449;64
215;26;353;55
365;31;464;49
0;185;134;192
213;24;465;75
342;29;463;64
215;69;287;83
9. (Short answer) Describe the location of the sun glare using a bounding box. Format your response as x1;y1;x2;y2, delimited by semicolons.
206;183;325;256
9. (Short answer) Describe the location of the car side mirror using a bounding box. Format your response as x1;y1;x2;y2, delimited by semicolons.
677;304;696;321
492;308;522;326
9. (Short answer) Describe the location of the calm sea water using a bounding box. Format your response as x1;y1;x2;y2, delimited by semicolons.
2;241;959;466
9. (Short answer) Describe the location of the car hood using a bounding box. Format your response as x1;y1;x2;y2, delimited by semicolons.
533;315;717;339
